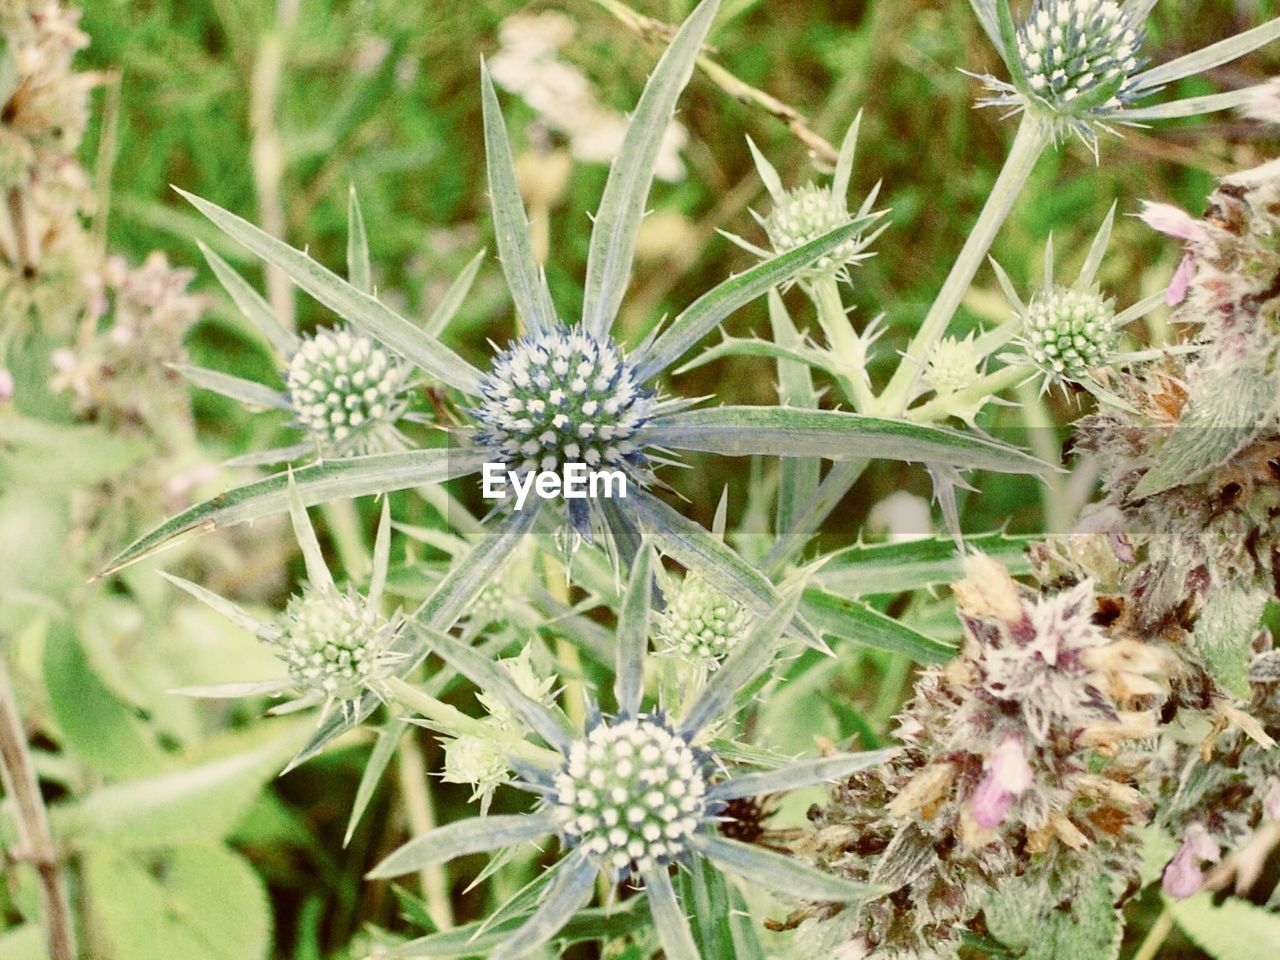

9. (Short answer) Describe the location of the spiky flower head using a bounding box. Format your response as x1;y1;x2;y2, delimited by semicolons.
1020;285;1117;381
473;327;655;474
285;326;409;453
763;184;873;283
656;573;751;667
273;588;399;703
443;730;512;814
1015;1;1143;114
553;715;711;878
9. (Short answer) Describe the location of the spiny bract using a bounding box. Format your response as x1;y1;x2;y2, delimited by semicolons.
553;716;710;877
473;327;655;474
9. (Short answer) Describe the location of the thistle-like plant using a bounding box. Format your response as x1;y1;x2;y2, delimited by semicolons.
171;194;484;464
970;0;1280;148
369;549;890;960
162;478;403;725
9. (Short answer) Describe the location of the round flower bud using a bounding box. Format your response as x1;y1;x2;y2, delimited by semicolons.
924;336;982;396
764;184;866;281
657;574;750;668
553;716;710;877
1021;286;1117;380
285;327;407;452
473;327;654;475
273;589;391;701
442;731;511;806
1015;0;1143;115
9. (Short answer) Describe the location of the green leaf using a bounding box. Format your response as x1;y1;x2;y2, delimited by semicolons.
1129;364;1274;499
345;718;406;846
103;448;481;576
367;812;557;879
769;290;822;542
983;873;1121;960
1191;587;1267;699
696;834;882;902
674;335;832;377
636;215;880;379
675;856;735;960
645;865;700;960
197;241;298;355
581;0;719;336
178;187;484;393
645;407;1051;474
391;899;649;957
802;587;955;664
479;66;556;335
56;728;302;847
816;532;1035;596
83;845;271;960
995;0;1030;95
171;364;289;410
613;546;653;716
347;185;373;294
1170;893;1280;960
424;249;486;338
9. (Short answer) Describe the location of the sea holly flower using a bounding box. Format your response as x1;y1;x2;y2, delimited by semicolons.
728;112;886;286
655;571;752;671
162;477;403;724
969;0;1280;149
990;205;1169;393
368;550;890;960
172;191;483;465
106;0;1046;649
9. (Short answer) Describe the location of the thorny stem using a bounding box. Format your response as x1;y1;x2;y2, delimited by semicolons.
249;0;299;332
876;114;1050;414
396;729;454;930
903;364;1029;422
0;657;77;960
580;0;839;165
810;274;874;412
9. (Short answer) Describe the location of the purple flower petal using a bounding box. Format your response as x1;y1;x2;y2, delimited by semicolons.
1139;201;1206;243
1167;253;1196;306
1162;844;1204;900
971;770;1012;828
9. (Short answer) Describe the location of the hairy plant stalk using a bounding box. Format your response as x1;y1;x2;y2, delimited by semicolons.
877;114;1050;413
0;659;77;960
580;0;839;164
396;731;454;930
812;274;874;411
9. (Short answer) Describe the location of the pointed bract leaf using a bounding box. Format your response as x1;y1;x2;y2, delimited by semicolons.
347;186;373;294
179;188;484;393
614;546;653;717
1133;18;1280;91
158;572;277;639
490;850;598;960
709;750;894;801
425;248;487;338
172;364;290;410
696;835;882;902
1118;86;1264;121
368;812;557;879
644;865;701;960
287;472;334;591
198;240;299;354
802;586;956;665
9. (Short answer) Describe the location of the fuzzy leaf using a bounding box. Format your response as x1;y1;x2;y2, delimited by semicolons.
984;873;1121;960
1129;364;1274;499
1191;587;1267;699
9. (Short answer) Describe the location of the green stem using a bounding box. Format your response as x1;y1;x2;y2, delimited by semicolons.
1014;377;1071;532
876;114;1050;414
810;275;874;412
384;677;560;769
397;730;454;930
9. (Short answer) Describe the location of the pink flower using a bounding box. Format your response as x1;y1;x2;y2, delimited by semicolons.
1162;844;1204;899
1166;253;1196;306
1139;202;1206;243
0;369;13;404
971;738;1033;828
1162;824;1220;899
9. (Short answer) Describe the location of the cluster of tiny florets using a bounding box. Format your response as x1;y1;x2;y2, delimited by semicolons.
764;184;866;280
473;327;654;474
553;716;710;876
273;589;393;701
657;574;751;667
925;336;983;395
1015;0;1143;113
285;327;407;451
1021;286;1117;379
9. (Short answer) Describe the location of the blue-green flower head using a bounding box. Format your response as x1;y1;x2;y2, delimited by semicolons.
274;587;399;703
762;183;874;283
473;327;656;474
286;326;409;453
554;714;713;878
1015;0;1144;114
1020;284;1117;379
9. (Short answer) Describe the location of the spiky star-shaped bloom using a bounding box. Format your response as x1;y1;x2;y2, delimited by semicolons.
369;551;888;960
472;327;655;474
992;204;1165;392
730;112;885;285
162;479;403;722
969;0;1280;148
285;326;409;452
